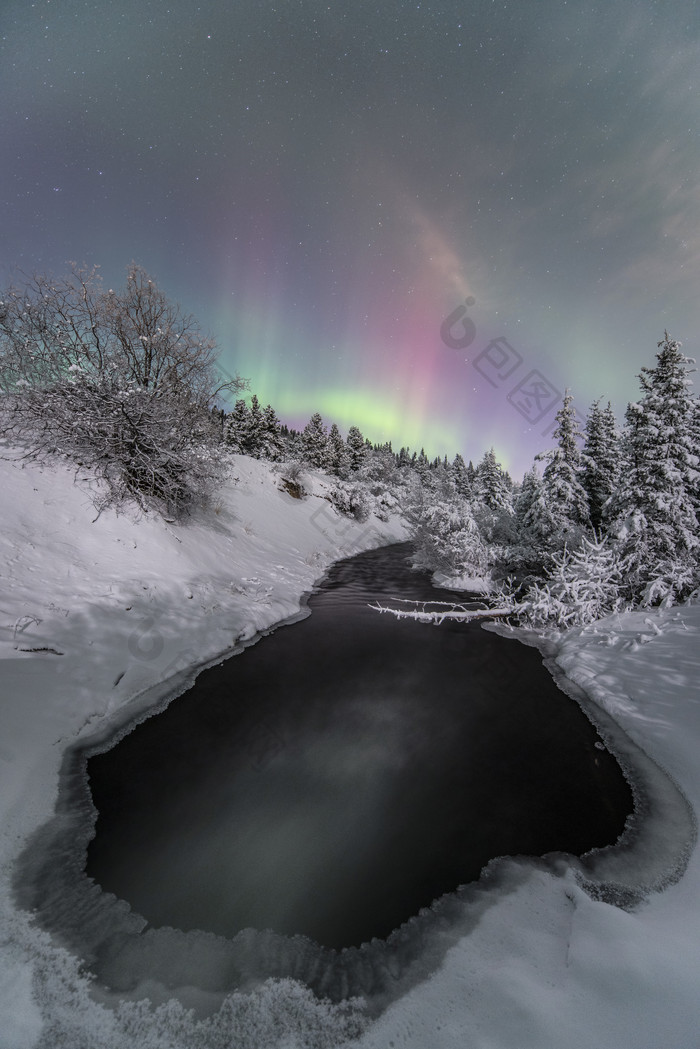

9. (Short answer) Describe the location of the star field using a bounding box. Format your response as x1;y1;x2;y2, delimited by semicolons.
2;0;699;475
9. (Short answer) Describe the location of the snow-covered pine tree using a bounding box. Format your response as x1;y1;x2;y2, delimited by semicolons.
406;494;489;581
581;398;619;533
473;447;512;512
430;461;457;500
688;395;700;520
451;453;473;497
514;465;551;545
302;412;330;469
243;394;265;458
346;425;368;472
538;390;590;542
612;332;698;601
327;423;350;477
281;426;304;460
259;403;285;461
413;449;431;480
396;446;412;470
224;399;250;451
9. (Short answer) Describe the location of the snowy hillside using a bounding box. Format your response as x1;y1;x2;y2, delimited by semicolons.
1;449;699;1049
0;449;405;1047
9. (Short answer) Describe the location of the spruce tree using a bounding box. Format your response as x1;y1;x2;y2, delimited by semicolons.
691;397;700;518
451;453;472;497
245;394;264;458
613;333;698;593
515;465;551;544
224;399;250;452
539;390;590;538
302;412;330;468
328;423;350;477
397;446;412;470
473;447;512;512
414;448;431;479
582;398;619;533
346;425;367;471
259;403;284;461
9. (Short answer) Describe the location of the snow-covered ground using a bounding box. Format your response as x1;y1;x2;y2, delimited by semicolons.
351;609;700;1049
1;450;699;1048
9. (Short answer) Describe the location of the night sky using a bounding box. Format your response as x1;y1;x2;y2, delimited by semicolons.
2;1;699;476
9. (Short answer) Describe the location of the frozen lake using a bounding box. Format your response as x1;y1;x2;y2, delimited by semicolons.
85;543;632;950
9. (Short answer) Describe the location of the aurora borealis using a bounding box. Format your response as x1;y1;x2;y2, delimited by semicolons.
2;1;699;476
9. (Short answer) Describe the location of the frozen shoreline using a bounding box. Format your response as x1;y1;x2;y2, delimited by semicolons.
1;451;699;1048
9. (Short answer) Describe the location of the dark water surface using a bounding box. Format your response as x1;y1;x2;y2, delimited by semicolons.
86;543;632;950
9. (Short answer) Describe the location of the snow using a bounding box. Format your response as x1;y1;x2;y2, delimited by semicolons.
0;450;404;1046
431;569;490;593
1;449;700;1048
349;607;700;1049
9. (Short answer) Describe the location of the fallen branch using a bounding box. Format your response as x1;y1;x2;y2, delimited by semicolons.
368;601;511;625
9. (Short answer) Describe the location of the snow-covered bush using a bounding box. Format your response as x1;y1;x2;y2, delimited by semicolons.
277;460;307;499
4;367;229;516
613;511;700;607
637;556;700;608
327;480;371;521
473;504;519;546
407;496;489;578
0;264;244;516
506;535;626;629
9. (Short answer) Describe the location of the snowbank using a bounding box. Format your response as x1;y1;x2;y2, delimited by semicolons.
430;568;490;594
0;451;404;1046
348;608;700;1049
1;449;699;1048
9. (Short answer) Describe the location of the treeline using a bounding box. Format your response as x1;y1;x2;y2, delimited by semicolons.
251;331;699;621
219;392;507;485
488;333;698;621
2;264;697;621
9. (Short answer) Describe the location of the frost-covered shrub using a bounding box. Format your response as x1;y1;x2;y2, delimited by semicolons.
4;368;228;517
328;481;371;521
0;264;244;517
408;497;489;577
508;535;625;629
277;460;307;498
638;556;700;608
490;541;555;591
473;504;519;546
612;509;700;606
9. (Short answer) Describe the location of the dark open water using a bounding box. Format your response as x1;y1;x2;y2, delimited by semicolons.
86;543;632;950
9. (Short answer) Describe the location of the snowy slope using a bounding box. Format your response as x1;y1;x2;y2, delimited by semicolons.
1;449;699;1049
0;450;405;1047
